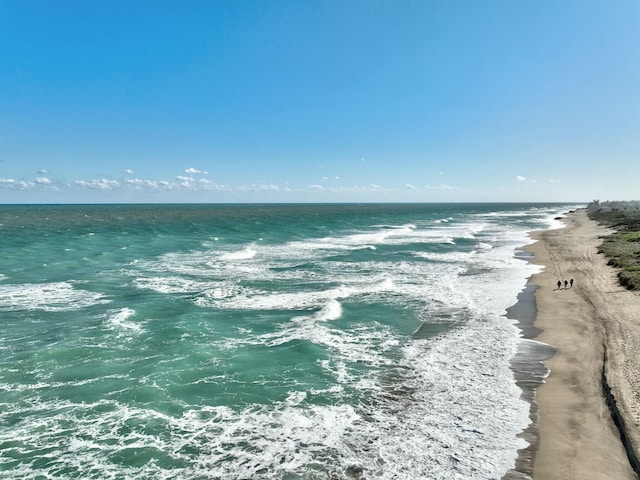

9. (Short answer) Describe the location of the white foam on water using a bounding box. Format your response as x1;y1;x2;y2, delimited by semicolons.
253;307;402;395
477;211;530;217
0;281;108;312
133;276;215;294
200;283;248;300
129;217;493;299
413;250;476;262
545;211;574;230
316;298;343;321
270;223;473;258
0;393;369;479
105;308;142;337
337;223;471;247
0;373;130;395
0;397;180;479
0;307;525;479
337;231;543;479
196;277;395;313
134;249;269;281
219;244;257;261
353;318;529;479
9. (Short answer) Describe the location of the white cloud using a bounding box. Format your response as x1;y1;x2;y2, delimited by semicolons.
185;167;208;175
2;173;472;200
124;178;153;188
0;178;17;188
176;175;194;182
36;169;48;174
123;178;172;190
258;183;281;192
516;176;527;182
0;178;33;189
74;179;120;190
425;183;459;192
304;184;395;195
125;169;134;175
175;175;195;188
1;176;58;188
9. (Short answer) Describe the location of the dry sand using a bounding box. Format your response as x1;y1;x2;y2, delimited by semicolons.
525;209;640;480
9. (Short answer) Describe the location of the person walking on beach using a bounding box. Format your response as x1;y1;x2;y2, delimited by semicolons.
557;280;562;290
570;278;574;287
564;280;568;289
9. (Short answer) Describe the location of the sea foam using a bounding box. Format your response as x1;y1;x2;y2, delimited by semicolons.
0;281;107;312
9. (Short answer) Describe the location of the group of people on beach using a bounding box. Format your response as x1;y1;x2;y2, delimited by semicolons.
556;278;574;290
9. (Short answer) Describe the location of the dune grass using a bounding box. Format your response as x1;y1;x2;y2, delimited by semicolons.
587;201;640;290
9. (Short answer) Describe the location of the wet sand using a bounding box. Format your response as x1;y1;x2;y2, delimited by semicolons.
525;209;640;479
503;282;556;480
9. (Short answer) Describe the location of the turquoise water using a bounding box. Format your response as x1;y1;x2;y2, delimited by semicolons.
0;203;577;479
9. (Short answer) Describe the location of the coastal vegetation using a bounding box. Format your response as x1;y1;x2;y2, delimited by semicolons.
587;200;640;290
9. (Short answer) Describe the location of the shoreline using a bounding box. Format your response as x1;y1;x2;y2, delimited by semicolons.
503;279;556;480
511;209;639;479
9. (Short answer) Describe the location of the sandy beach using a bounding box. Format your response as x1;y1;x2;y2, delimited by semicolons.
525;209;640;479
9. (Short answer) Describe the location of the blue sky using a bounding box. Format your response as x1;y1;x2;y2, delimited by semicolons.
1;1;638;203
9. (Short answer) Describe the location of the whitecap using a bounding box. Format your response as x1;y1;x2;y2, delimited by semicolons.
105;307;142;336
133;276;210;294
319;298;343;321
0;281;108;312
219;245;257;261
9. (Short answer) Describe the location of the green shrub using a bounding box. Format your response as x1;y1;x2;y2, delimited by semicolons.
619;270;640;290
589;201;640;290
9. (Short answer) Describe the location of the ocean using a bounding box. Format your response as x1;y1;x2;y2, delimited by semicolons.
0;203;577;479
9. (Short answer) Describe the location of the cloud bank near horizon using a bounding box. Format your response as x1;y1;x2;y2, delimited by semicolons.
0;165;577;203
1;175;575;205
0;174;464;196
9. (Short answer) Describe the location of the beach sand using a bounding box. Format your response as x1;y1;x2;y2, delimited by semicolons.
525;209;640;479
